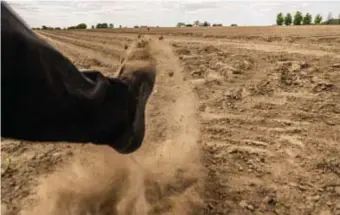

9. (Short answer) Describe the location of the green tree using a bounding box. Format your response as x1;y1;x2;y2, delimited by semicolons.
284;13;292;26
293;11;303;25
91;25;94;29
42;25;47;30
302;13;312;25
314;14;323;24
109;23;114;28
276;13;284;26
203;21;210;27
96;23;108;29
176;22;185;27
76;23;87;29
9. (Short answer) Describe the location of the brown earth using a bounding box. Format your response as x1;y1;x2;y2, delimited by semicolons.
2;26;340;215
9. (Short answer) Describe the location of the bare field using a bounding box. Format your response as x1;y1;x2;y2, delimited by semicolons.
87;26;340;37
2;27;340;215
87;26;340;45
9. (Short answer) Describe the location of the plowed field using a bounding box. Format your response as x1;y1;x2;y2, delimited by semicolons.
2;26;340;215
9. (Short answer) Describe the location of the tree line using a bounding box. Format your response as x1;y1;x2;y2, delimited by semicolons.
276;12;340;26
32;22;117;30
32;12;339;31
92;23;115;29
176;20;224;27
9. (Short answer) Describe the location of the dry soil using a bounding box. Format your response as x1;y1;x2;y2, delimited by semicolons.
2;26;340;215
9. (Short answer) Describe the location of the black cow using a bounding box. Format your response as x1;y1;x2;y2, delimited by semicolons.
1;2;156;154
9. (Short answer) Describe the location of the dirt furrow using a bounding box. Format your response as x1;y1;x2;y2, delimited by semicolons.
41;30;136;42
84;26;340;48
38;31;124;61
37;33;120;73
79;30;137;41
45;31;128;49
38;34;111;69
41;31;340;56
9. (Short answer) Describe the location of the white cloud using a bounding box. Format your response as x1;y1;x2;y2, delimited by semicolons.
259;8;273;12
301;3;309;8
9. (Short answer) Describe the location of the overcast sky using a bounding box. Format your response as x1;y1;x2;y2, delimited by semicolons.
6;1;340;28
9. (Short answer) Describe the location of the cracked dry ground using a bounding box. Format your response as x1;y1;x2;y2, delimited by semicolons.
2;29;340;215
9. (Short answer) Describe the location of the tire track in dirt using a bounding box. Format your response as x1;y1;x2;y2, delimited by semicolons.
20;36;205;215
